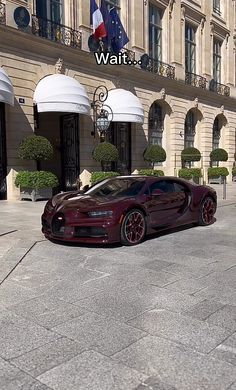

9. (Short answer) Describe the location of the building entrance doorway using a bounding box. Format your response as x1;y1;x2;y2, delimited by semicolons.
109;122;131;174
0;103;7;200
60;114;80;191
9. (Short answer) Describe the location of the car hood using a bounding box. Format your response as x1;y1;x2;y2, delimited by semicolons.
53;191;131;212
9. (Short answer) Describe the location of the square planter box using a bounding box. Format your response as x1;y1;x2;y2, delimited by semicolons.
20;188;52;202
208;176;225;185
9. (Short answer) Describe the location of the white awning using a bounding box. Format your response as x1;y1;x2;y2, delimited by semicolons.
0;68;14;106
33;74;90;115
105;89;144;123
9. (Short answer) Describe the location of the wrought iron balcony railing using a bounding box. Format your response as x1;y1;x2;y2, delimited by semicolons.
209;79;230;96
185;72;207;89
121;48;135;63
0;1;6;25
142;57;175;79
32;15;82;49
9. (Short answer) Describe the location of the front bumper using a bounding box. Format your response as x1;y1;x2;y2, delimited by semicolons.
41;211;120;244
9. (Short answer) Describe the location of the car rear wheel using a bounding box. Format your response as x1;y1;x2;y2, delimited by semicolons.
120;209;146;246
198;196;216;226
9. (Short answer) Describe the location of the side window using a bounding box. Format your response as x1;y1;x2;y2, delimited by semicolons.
149;180;175;194
174;182;187;193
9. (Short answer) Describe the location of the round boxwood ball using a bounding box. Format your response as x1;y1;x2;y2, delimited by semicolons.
92;142;119;163
210;148;228;162
143;145;167;164
18;135;53;161
181;147;201;162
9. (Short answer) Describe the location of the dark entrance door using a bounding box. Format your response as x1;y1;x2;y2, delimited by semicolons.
60;114;80;191
109;122;131;174
0;103;7;200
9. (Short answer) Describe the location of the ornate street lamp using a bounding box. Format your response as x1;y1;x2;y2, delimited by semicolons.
91;85;113;139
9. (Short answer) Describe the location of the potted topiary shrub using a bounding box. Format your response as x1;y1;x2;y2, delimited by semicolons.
138;169;164;177
15;171;59;201
18;135;53;171
209;148;228;184
178;168;202;183
16;135;58;200
181;147;201;168
92;141;119;172
208;167;229;184
143;145;166;169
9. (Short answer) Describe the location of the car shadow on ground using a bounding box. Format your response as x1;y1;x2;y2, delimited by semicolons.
47;217;217;249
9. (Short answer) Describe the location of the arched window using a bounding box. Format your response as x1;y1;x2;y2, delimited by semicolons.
213;117;221;150
148;102;164;146
184;110;196;148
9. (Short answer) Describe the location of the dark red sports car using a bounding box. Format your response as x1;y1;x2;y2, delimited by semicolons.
42;176;217;246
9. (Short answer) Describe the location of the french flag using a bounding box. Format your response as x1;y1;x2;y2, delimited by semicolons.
90;0;107;39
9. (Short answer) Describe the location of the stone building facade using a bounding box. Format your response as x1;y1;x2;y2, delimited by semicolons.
0;0;236;199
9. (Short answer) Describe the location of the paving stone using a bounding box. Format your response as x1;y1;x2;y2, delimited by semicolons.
10;337;85;377
0;309;60;359
162;263;215;279
206;305;236;332
52;311;147;356
183;299;225;321
164;278;209;295
0;356;50;390
194;285;236;306
210;333;236;366
113;335;236;390
140;259;173;272
8;295;85;328
74;284;202;321
0;280;38;307
127;309;232;353
37;350;147;390
135;376;177;390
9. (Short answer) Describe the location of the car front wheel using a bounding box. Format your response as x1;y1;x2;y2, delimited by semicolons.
120;209;146;246
198;196;216;226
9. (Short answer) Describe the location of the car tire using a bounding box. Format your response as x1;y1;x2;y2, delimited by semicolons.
198;196;216;226
120;209;146;246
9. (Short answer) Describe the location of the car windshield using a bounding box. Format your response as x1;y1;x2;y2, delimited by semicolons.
85;178;145;197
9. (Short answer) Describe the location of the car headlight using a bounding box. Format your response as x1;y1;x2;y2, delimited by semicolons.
88;210;113;218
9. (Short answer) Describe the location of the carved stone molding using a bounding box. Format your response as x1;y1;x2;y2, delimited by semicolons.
181;5;186;24
225;33;230;49
169;0;175;19
55;58;65;74
160;88;166;100
194;97;199;108
200;17;206;35
220;105;224;114
210;22;214;37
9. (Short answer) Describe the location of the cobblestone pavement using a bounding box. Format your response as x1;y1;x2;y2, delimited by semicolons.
0;184;236;390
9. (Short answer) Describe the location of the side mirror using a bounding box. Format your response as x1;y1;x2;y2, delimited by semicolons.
151;189;164;196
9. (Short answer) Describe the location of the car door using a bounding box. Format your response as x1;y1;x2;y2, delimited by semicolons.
146;179;189;227
146;179;176;226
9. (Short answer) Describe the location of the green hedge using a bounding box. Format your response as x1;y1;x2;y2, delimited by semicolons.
181;147;201;162
178;168;202;179
90;171;119;185
208;167;229;178
232;167;236;176
138;169;164;176
15;171;59;189
18;135;53;161
210;148;228;162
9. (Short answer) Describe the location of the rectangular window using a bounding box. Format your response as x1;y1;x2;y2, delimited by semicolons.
149;4;162;61
213;0;221;15
36;0;63;23
105;0;120;12
185;24;196;74
213;39;221;83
